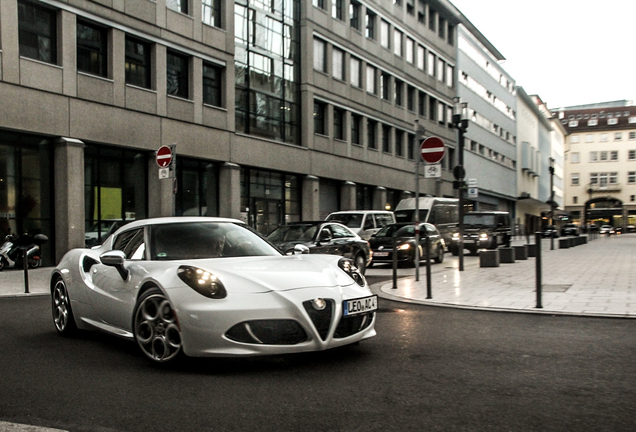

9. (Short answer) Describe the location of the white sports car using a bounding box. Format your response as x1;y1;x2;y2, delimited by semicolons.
51;217;377;363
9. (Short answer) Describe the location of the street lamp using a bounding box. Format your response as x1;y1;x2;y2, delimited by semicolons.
452;98;469;271
549;157;556;250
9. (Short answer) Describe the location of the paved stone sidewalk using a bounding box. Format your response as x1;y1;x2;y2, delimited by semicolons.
373;235;636;318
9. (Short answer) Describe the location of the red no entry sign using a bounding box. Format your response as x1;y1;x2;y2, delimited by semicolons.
420;137;446;164
156;145;173;168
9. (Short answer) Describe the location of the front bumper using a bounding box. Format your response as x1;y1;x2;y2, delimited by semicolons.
168;285;376;357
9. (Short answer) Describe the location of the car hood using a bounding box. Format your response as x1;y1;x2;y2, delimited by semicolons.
369;237;412;248
163;254;355;293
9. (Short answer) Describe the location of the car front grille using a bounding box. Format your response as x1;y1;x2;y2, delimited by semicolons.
225;320;307;345
302;299;335;341
334;312;375;339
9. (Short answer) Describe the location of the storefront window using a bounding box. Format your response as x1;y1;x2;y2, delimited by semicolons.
0;132;53;264
175;158;218;216
84;145;147;247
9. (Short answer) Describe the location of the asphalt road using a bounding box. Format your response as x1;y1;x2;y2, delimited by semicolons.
1;296;635;432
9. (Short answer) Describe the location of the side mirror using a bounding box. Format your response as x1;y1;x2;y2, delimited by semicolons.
293;244;310;255
100;250;130;281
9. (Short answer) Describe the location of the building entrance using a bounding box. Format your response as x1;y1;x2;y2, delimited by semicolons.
253;199;282;236
585;197;623;228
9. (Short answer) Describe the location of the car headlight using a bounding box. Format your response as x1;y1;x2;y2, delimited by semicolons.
398;243;411;250
452;233;459;239
338;258;365;287
480;233;488;239
177;265;227;299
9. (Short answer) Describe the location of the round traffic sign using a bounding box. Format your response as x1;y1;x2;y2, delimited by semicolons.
156;145;173;168
420;137;446;164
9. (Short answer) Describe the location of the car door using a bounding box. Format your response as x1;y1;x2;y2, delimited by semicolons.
312;225;337;255
330;223;359;258
86;227;147;331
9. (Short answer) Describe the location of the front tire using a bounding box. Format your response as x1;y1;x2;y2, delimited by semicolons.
52;277;77;336
354;253;367;275
434;246;444;264
133;288;182;363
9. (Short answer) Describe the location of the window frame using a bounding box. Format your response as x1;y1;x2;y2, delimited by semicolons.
166;50;190;99
125;35;152;89
18;0;58;64
202;61;223;107
77;19;109;77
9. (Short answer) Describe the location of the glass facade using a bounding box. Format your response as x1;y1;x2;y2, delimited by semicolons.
175;158;219;217
0;132;53;265
84;145;147;247
235;0;300;144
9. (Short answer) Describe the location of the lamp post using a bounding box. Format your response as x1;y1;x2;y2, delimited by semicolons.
549;157;555;250
452;98;469;271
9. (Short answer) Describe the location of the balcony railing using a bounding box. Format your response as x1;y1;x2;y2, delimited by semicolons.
588;183;622;193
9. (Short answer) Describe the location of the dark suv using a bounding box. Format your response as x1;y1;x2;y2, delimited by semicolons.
450;211;512;255
560;223;579;236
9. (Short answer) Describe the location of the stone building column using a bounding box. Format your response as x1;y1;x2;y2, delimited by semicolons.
302;175;320;220
219;162;241;219
373;186;387;210
54;138;85;263
340;181;356;210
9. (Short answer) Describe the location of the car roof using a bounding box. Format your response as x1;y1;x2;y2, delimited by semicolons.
112;216;244;234
328;210;393;214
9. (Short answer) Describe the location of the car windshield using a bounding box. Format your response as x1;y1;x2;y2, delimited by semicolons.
394;209;429;224
375;224;416;238
463;214;495;227
267;225;318;243
326;213;363;228
149;222;281;260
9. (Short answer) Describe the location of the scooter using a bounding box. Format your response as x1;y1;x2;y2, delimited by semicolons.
0;234;43;271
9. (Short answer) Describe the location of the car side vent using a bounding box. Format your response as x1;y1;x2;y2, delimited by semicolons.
302;299;334;341
82;255;100;273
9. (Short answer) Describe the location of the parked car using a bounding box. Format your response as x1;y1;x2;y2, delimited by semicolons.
267;221;372;273
52;217;376;364
368;222;445;267
325;210;395;240
449;211;511;256
560;223;580;236
541;225;559;238
599;225;615;235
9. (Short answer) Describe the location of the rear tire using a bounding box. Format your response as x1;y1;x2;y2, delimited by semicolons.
52;277;77;336
0;258;5;271
354;253;367;275
434;246;444;264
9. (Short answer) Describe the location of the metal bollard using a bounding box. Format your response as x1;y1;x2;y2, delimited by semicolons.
392;234;398;289
23;248;30;294
425;235;432;299
535;232;542;309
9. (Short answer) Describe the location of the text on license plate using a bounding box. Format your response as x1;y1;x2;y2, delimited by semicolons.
344;295;378;316
374;251;389;257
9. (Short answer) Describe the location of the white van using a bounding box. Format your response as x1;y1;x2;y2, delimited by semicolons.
325;210;396;240
394;197;459;248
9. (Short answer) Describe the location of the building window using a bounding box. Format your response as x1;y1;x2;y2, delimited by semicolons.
429;97;437;121
367;120;377;149
380;20;390;48
350;57;361;87
395;130;404;156
418;91;426;117
394;80;403;106
393;29;403;56
585;134;594;143
417;45;425;70
167;50;189;99
125;36;151;89
77;20;108;77
629;172;636;184
609;172;617;184
406;37;414;63
446;64;454;87
333;108;345;140
366;65;376;94
571;173;579;186
381;72;390;100
588;119;598;126
351;114;361;145
332;47;344;80
18;0;57;64
590;173;598;185
407;86;415;111
600;133;608;142
610;151;618;161
436;58;445;82
313;0;326;9
608;118;618;125
203;62;222;107
427;52;435;76
350;1;361;30
573;196;578;204
600;151;608;161
167;0;188;14
313;101;326;135
408;133;415;160
438;17;446;39
570;135;580;143
332;0;344;20
365;10;376;39
630;132;636;140
629;150;636;160
615;132;622;141
589;151;598;162
382;125;391;153
313;38;326;72
428;8;436;31
571;152;580;163
202;0;221;28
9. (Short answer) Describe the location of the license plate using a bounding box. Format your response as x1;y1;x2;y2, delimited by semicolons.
374;251;389;257
343;295;378;316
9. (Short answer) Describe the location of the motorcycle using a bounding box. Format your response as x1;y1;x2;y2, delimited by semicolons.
0;234;44;271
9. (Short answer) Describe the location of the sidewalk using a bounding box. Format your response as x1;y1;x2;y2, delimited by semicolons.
371;234;636;318
0;266;52;297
